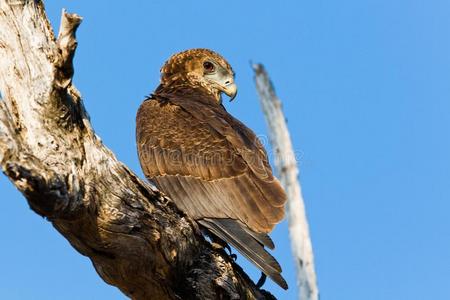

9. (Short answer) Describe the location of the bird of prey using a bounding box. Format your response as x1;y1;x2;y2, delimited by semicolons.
136;48;288;289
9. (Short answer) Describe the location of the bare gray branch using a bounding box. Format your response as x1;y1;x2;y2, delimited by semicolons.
253;64;319;300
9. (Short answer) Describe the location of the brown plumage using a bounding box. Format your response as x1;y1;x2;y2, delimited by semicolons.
136;48;288;289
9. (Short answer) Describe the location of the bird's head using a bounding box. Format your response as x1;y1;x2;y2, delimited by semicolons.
160;48;237;102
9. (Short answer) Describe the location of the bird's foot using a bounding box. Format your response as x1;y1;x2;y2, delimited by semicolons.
210;237;237;260
223;244;237;260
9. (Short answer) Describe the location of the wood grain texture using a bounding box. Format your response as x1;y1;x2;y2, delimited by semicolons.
0;1;276;299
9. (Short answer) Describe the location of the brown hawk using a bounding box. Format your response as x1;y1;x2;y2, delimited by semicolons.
136;48;288;289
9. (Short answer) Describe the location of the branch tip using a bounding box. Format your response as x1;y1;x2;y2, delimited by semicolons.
59;8;83;34
57;8;82;45
54;9;83;88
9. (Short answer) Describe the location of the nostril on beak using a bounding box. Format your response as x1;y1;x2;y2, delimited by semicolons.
225;79;234;85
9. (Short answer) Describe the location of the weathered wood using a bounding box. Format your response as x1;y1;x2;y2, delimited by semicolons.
253;64;319;300
0;1;273;299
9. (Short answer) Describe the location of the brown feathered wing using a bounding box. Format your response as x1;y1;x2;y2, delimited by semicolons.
136;86;287;289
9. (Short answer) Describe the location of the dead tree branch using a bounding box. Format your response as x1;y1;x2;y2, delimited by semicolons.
0;1;273;299
253;64;319;300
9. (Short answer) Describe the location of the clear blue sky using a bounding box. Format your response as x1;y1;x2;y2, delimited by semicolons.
1;1;449;299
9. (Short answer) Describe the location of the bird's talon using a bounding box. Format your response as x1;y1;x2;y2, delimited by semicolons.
256;272;267;288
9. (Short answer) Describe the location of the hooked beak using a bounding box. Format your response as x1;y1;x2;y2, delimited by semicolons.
221;81;238;101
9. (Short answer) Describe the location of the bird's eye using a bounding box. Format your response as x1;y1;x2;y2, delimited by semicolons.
203;61;215;73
